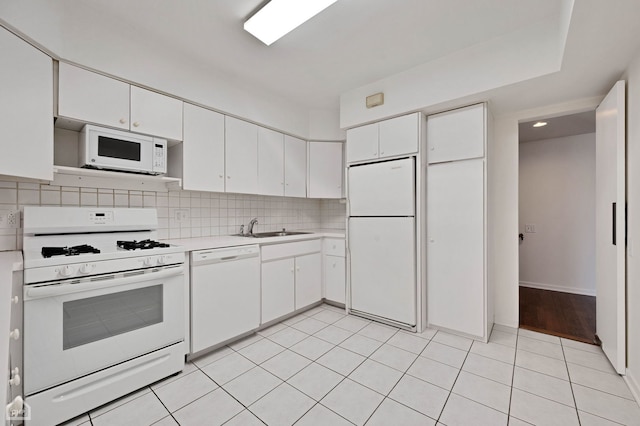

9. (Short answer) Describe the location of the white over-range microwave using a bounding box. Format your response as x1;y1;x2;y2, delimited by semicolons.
80;125;167;175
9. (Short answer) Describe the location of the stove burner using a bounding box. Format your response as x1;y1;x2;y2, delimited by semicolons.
41;245;101;258
117;239;170;251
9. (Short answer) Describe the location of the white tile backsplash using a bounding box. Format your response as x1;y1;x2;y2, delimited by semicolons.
0;179;346;251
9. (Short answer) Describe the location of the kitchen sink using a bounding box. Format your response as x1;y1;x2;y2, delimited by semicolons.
233;231;311;238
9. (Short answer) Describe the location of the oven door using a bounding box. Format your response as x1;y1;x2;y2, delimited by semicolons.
23;264;184;395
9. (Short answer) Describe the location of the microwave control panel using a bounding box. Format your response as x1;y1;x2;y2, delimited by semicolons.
153;143;166;172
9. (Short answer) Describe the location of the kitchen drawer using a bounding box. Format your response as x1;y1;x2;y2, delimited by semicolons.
261;239;321;262
323;238;345;257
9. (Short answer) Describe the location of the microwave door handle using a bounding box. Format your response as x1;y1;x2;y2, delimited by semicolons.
24;265;184;300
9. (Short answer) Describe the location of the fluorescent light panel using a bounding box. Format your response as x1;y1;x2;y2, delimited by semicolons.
244;0;338;46
533;121;548;127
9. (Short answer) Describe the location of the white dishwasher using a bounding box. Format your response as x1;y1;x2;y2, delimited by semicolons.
190;245;260;354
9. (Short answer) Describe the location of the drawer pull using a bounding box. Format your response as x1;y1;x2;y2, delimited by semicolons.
9;329;20;340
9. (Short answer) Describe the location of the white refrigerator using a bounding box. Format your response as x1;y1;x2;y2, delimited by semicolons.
348;158;416;327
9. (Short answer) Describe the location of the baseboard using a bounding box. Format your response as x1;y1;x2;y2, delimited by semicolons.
624;368;640;405
519;281;596;297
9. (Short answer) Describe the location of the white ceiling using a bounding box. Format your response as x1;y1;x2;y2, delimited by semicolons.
519;111;595;143
2;0;640;123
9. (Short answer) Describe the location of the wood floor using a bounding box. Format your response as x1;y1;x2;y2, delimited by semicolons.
519;286;597;344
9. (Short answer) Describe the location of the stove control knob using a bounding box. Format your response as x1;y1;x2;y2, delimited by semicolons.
79;263;95;274
59;265;75;277
143;257;155;267
157;256;166;265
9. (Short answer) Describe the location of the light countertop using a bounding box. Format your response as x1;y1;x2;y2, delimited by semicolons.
163;229;345;252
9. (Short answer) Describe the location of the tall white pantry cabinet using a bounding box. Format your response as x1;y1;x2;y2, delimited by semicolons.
426;103;492;342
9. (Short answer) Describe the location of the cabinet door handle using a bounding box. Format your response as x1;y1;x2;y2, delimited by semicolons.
119;118;126;124
11;296;18;304
133;121;140;127
9;374;20;386
612;202;616;245
9;329;19;340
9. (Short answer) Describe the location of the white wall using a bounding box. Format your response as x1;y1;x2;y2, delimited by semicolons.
519;133;595;295
622;49;640;401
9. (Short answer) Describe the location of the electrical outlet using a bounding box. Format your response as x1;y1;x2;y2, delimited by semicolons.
524;224;536;233
0;209;20;229
174;209;189;222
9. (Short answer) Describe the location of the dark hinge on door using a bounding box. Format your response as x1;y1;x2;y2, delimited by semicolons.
612;202;616;245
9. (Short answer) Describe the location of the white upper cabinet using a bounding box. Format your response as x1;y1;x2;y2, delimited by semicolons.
225;116;258;194
379;113;419;158
346;123;378;163
346;113;420;163
58;62;183;141
58;62;130;130
427;103;485;163
130;86;183;141
258;127;285;196
308;142;343;199
0;27;53;181
180;103;225;192
284;135;307;198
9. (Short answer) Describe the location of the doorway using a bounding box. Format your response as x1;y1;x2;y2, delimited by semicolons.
518;111;597;344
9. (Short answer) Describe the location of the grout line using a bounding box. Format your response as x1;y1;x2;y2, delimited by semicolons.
506;326;518;423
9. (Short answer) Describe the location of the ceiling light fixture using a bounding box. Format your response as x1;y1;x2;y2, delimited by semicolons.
532;121;548;127
244;0;338;46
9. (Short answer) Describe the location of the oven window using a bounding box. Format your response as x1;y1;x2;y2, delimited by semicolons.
97;136;142;161
63;285;163;350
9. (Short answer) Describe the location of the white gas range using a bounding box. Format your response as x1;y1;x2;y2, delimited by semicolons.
21;206;186;426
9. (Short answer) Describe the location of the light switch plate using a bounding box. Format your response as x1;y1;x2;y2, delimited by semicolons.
524;224;536;233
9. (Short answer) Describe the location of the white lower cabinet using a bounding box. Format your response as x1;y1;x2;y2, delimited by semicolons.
324;256;345;304
261;258;295;324
261;240;322;324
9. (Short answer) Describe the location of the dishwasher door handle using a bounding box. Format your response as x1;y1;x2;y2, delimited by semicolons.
220;255;239;261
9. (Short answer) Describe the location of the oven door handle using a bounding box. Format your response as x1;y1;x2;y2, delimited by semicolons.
24;266;184;300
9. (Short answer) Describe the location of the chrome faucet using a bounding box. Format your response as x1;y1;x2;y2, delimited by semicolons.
248;218;259;235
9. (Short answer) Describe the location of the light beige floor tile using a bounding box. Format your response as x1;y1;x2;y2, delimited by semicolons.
421;341;468;368
312;309;346;324
408;327;438;340
470;341;516;364
154;369;218;412
578;410;622;426
388;332;430;354
388;374;449;419
510;388;580;426
173;388;243;426
201;352;255;385
512;367;575;407
492;324;518;335
224;409;264;426
249;383;315;426
191;347;234;368
515;349;569;380
339;333;383;357
440;393;508;426
257;322;288;337
561;338;602;354
568;362;634;400
295;403;352;426
349;359;403;395
357;322;398;342
314;325;354;345
321;379;384;425
317;346;366;375
237;338;285;364
288;362;344;401
370;344;418;372
518;329;561;344
283;313;309;326
223;366;282;406
517;335;565;360
462;352;513;385
564;347;617;374
452;371;511;413
59;414;90;426
268;327;309;347
289;335;335;360
152;416;178;425
333;315;371;333
508;416;534;425
572;383;640;425
92;392;168;426
432;331;473;351
291;317;330;334
261;349;311;380
489;330;517;348
406;356;460;390
366;398;436;426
